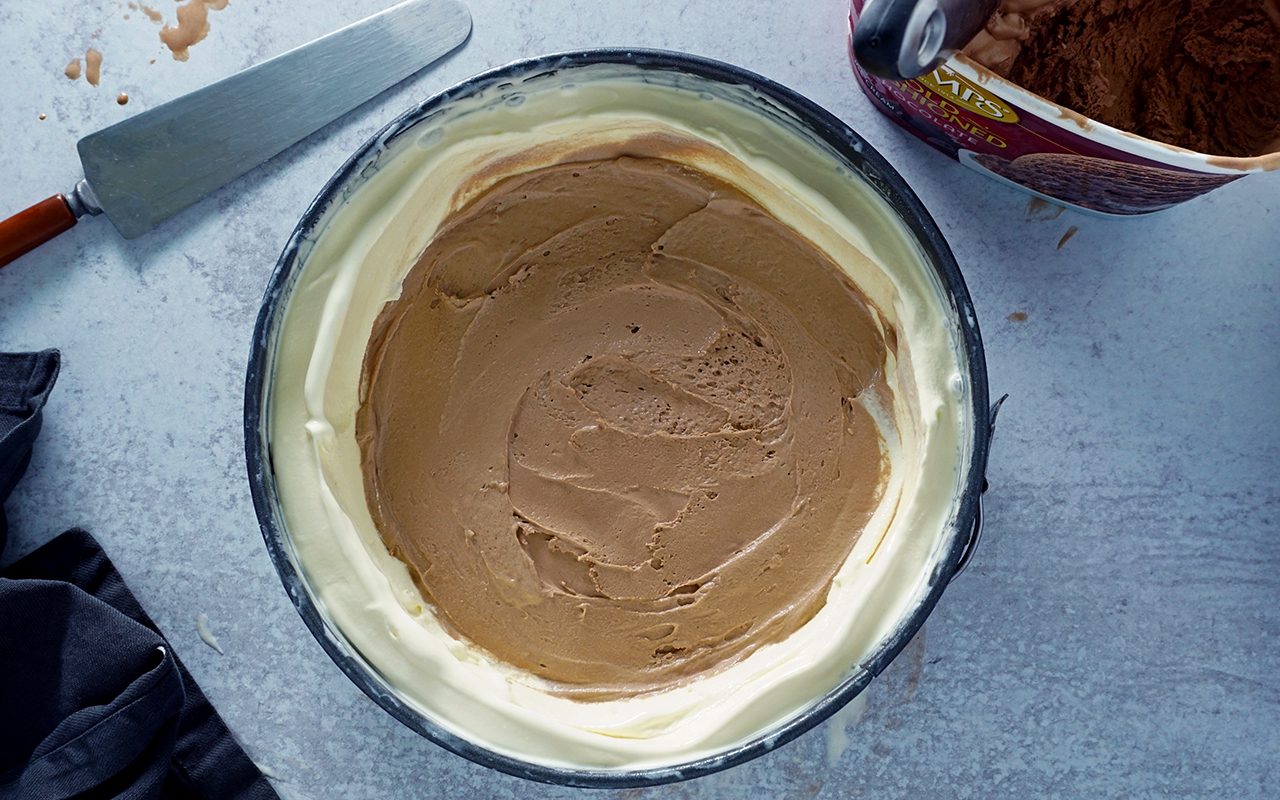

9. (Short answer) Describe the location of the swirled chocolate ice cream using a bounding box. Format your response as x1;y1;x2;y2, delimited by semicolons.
964;0;1280;157
357;155;897;697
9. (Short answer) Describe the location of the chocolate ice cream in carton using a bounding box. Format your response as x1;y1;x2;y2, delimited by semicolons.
849;0;1280;215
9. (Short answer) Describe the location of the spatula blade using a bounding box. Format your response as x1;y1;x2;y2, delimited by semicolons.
77;0;471;239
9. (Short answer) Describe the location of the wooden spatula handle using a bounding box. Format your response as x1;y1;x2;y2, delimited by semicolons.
0;195;78;269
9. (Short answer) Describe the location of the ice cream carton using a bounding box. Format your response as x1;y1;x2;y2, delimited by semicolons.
848;0;1278;216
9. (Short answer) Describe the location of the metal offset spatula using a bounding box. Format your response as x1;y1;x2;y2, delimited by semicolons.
853;0;998;81
0;0;471;269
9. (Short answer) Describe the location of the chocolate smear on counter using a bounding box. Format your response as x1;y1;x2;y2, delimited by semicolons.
128;1;165;24
1057;226;1079;250
160;0;229;61
85;48;103;87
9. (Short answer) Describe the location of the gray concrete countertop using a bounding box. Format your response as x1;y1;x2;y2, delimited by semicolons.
2;1;1277;797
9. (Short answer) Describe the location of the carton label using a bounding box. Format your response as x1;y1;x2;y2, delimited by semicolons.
918;66;1019;124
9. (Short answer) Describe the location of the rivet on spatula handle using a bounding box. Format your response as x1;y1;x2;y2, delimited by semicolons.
0;195;78;269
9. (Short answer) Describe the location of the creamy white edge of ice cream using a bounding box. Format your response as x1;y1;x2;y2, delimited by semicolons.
267;63;972;769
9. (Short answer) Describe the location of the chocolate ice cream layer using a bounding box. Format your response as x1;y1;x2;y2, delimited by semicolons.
357;156;897;698
966;0;1280;157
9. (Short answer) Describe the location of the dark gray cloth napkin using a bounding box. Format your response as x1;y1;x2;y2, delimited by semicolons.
0;350;278;800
